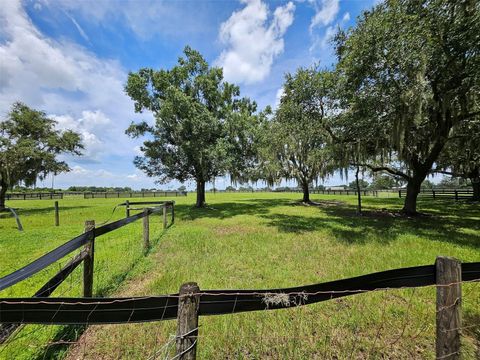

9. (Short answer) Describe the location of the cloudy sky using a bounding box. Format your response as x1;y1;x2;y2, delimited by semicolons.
0;0;379;190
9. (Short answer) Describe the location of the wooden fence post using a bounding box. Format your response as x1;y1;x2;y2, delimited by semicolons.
176;282;200;360
54;201;59;227
163;204;168;229
143;208;150;251
436;256;462;360
171;203;175;224
83;220;95;298
455;190;458;201
125;200;130;218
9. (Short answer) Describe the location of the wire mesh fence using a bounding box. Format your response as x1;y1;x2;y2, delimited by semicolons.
1;282;478;359
0;204;170;359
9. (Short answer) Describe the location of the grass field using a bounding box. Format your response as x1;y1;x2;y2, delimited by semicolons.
1;192;479;359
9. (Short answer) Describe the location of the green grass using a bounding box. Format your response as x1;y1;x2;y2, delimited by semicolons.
1;193;479;359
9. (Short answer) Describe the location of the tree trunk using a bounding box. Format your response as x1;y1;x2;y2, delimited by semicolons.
472;177;480;201
195;180;206;208
301;180;310;203
355;166;362;215
402;175;423;215
0;179;7;213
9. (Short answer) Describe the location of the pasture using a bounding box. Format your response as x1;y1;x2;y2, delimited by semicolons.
1;193;479;359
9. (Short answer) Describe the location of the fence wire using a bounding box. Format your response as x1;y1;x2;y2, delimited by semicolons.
1;280;478;359
0;207;168;360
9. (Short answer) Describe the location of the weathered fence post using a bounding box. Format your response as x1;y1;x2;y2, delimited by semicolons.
436;256;462;359
171;202;175;224
455;190;458;201
399;190;402;198
83;220;95;297
163;204;168;229
176;282;200;360
54;201;59;227
125;200;130;218
143;208;150;251
433;190;436;199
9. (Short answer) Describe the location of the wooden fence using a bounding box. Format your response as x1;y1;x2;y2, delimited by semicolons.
399;189;474;200
84;191;187;199
307;189;378;196
0;201;175;343
0;252;478;358
219;189;380;196
5;192;63;200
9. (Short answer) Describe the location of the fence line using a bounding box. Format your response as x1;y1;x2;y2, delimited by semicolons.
5;192;63;200
0;201;176;343
3;192;185;200
1;262;478;325
0;202;175;292
0;258;478;358
83;191;186;199
398;189;474;200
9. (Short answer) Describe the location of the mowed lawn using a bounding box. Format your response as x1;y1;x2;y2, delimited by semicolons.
0;193;479;359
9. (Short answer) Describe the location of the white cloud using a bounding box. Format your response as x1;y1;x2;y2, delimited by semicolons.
35;0;215;40
320;25;337;49
64;11;90;42
216;0;295;84
133;146;143;156
309;0;340;32
51;110;112;162
0;1;125;111
306;1;349;55
275;87;284;108
70;165;89;175
0;0;151;166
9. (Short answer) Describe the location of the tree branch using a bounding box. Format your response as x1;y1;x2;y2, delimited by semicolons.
353;163;410;180
429;168;465;178
458;110;480;122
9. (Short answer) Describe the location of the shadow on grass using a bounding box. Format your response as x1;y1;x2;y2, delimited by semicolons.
174;196;480;249
33;325;86;360
176;198;295;221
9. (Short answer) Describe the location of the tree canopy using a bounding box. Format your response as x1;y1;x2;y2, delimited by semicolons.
0;102;83;211
332;0;480;214
125;46;261;207
258;67;334;203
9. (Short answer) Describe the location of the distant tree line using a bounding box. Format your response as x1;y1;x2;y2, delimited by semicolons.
66;186;134;193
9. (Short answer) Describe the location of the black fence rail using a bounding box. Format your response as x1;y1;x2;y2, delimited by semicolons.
0;258;478;358
5;193;63;200
84;191;187;199
0;201;175;343
399;189;474;200
217;189;380;196
307;189;378;196
269;189;378;196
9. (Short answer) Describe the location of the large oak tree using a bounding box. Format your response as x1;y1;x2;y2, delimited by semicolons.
125;47;260;207
259;67;333;203
333;0;480;214
0;102;83;211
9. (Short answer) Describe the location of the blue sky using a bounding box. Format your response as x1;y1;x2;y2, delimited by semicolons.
1;0;380;190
